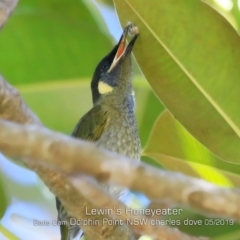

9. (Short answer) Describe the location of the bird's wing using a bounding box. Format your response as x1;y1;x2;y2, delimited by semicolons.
72;104;109;142
58;105;109;240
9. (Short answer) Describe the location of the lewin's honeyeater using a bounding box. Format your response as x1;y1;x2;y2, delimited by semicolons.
56;23;141;240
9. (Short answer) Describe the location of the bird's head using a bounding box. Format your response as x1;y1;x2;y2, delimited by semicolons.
91;24;139;104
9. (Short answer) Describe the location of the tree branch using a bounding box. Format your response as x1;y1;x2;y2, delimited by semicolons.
0;76;41;125
71;175;208;240
0;76;210;240
0;115;239;222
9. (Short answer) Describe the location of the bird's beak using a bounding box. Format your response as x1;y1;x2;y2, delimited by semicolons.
107;25;139;73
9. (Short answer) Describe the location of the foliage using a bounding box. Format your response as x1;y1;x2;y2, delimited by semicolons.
0;0;112;84
1;0;240;239
115;0;240;164
112;0;240;238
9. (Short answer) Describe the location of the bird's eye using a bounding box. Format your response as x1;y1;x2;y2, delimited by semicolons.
102;62;109;71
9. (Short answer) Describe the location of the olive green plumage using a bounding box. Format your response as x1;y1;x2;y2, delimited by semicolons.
56;24;141;240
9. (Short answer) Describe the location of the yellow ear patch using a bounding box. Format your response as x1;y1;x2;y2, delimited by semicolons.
98;81;114;94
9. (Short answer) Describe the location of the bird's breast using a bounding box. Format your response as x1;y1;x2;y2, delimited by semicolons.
96;113;141;160
94;105;141;199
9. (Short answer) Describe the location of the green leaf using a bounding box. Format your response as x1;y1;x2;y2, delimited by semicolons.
231;0;240;32
0;0;112;84
95;0;114;7
0;177;7;219
114;0;240;163
19;79;92;133
143;111;240;187
18;76;154;135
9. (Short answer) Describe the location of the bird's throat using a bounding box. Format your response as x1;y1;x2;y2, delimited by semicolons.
98;81;114;94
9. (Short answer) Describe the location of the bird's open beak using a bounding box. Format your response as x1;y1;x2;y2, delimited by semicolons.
107;24;139;73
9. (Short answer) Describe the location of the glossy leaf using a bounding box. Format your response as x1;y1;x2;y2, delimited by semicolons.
143;111;240;187
0;0;111;84
19;76;153;134
114;0;240;163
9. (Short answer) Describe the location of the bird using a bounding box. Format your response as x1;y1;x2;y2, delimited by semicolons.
56;23;141;240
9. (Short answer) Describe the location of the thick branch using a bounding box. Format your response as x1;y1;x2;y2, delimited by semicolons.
0;118;239;224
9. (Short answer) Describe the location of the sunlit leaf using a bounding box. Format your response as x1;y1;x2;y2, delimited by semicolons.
114;0;240;163
18;76;153;134
231;0;240;32
204;0;237;30
0;0;112;84
143;111;240;187
19;79;92;133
